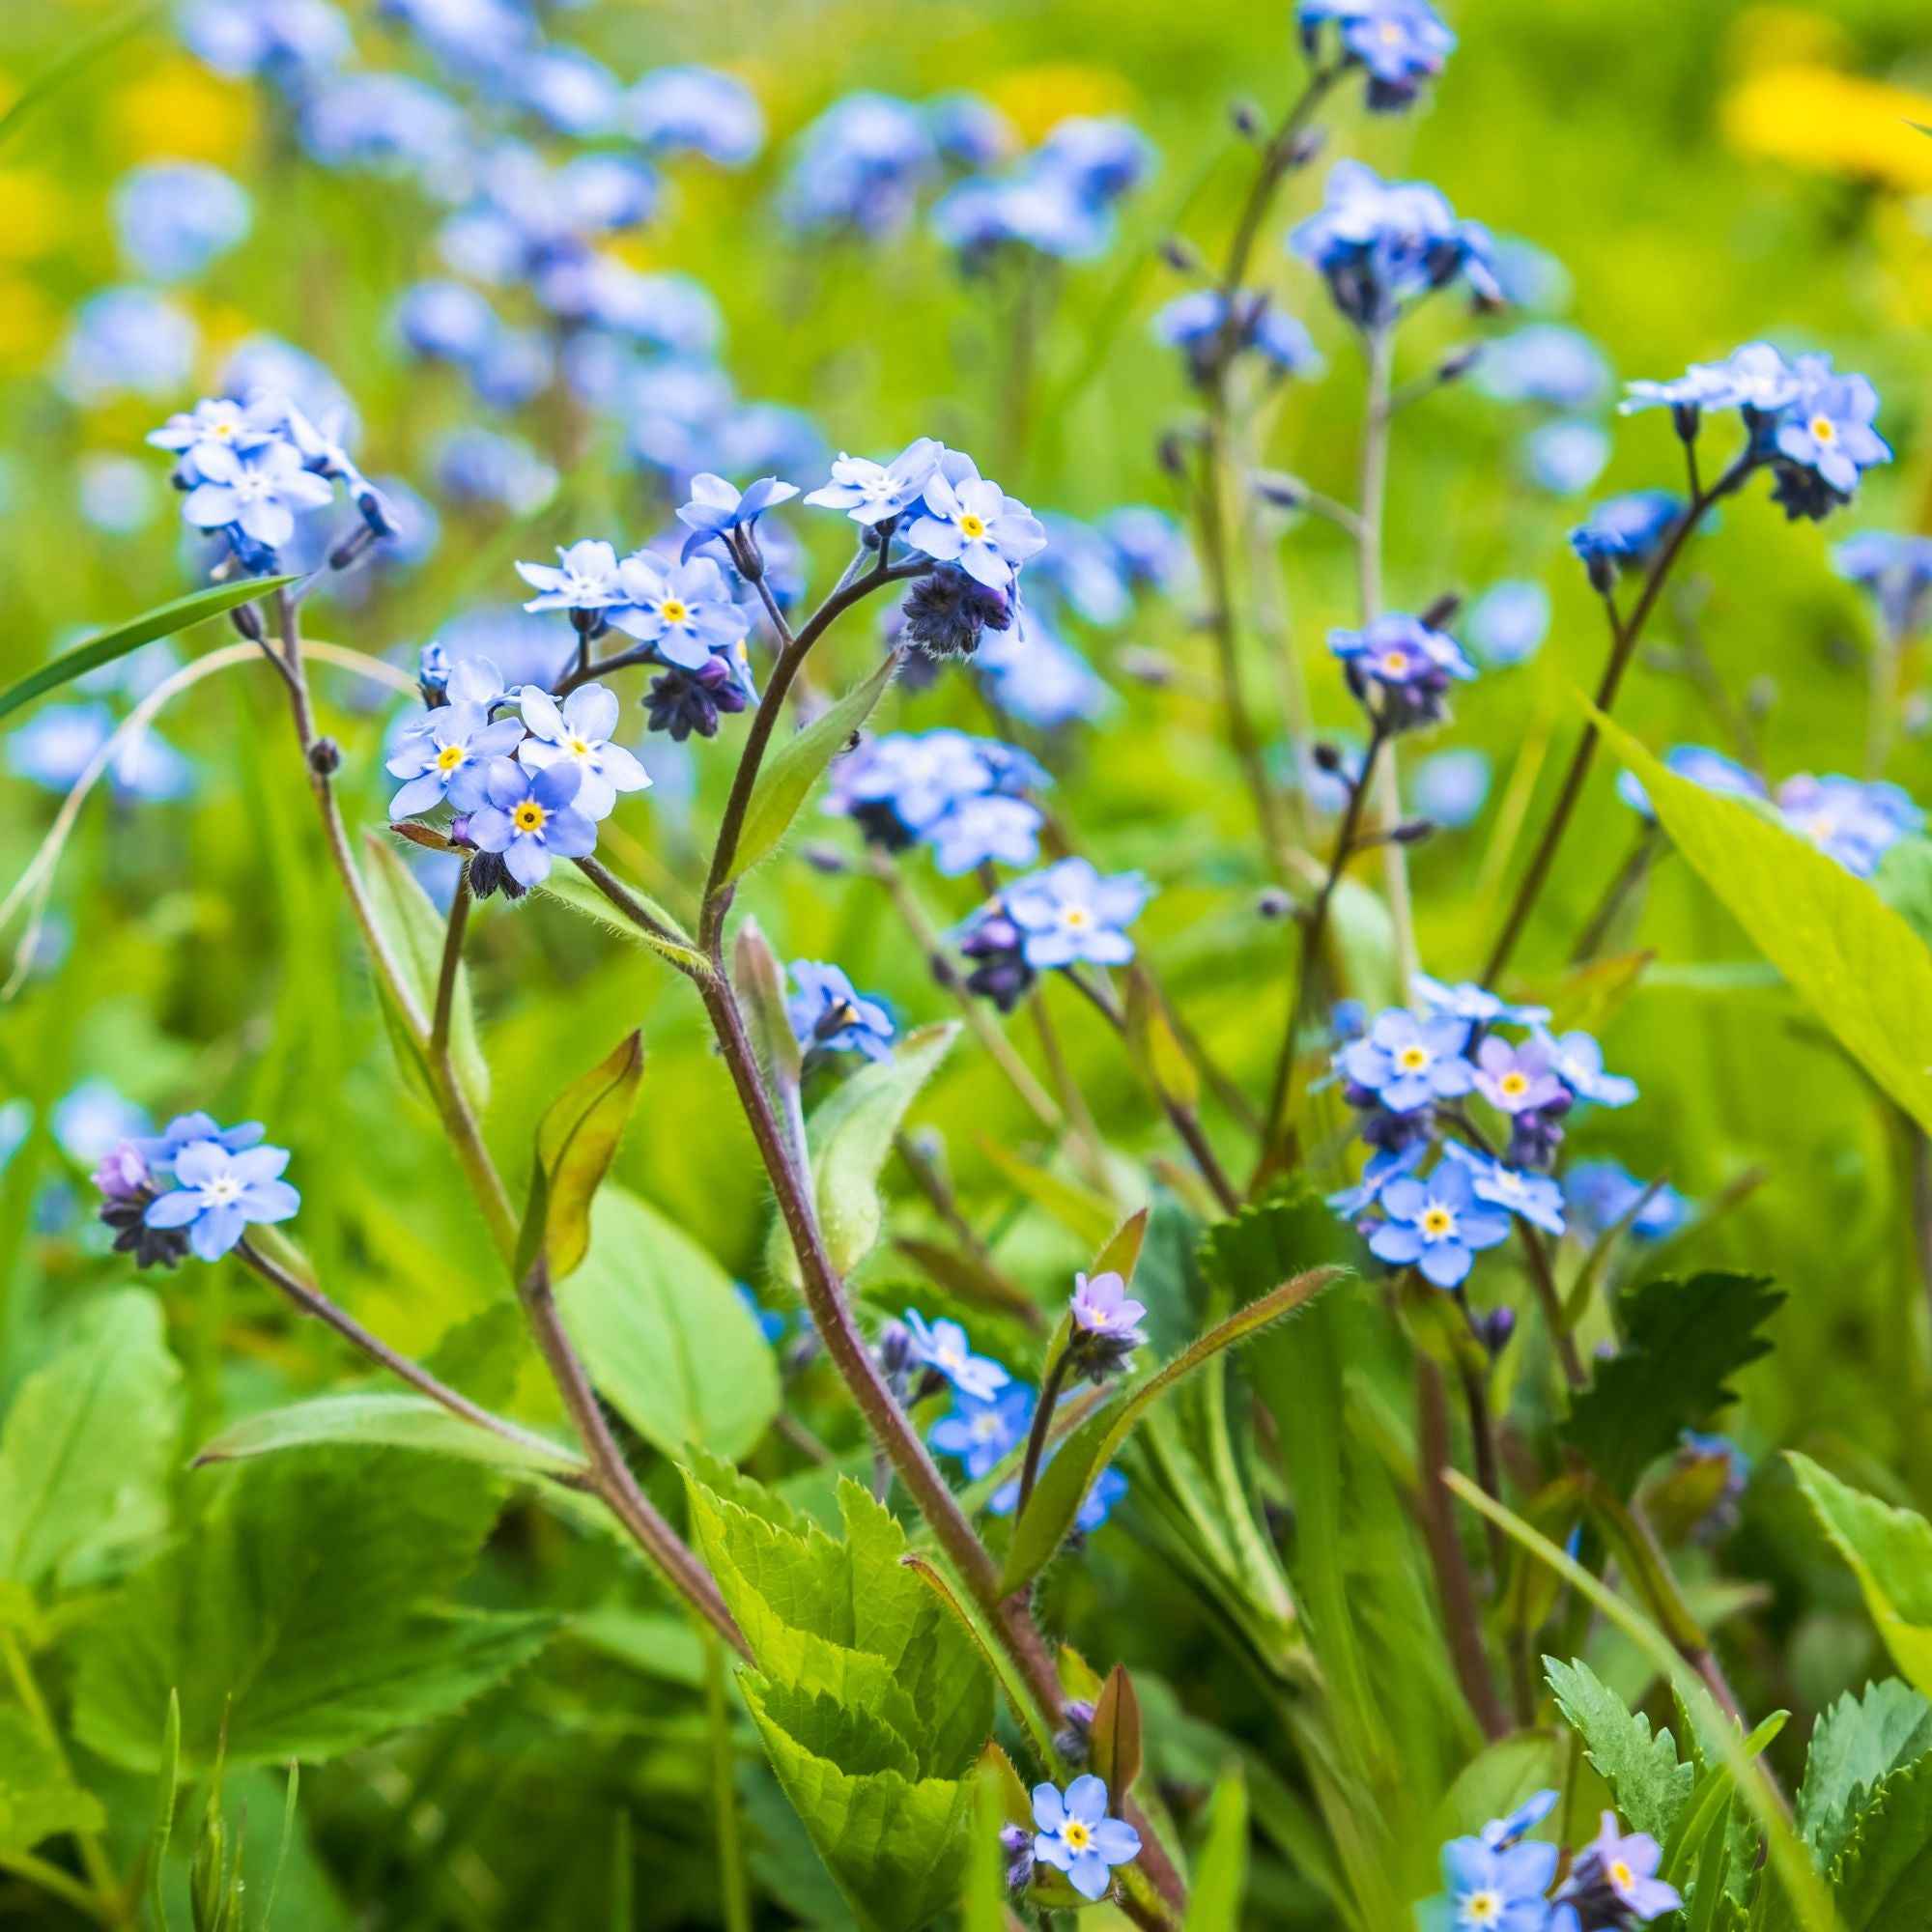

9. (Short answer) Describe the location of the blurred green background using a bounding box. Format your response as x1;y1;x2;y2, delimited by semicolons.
1;0;1931;1923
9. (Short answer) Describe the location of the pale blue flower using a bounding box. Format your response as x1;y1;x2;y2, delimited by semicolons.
143;1137;299;1261
1031;1776;1140;1903
516;684;650;820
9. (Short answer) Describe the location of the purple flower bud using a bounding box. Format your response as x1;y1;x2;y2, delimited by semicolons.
92;1142;151;1201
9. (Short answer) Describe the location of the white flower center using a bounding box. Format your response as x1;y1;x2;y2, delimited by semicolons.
1464;1890;1502;1928
202;1175;242;1206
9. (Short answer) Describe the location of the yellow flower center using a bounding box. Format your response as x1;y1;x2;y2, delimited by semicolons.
213;419;236;439
1397;1044;1431;1071
1465;1891;1502;1928
1421;1206;1455;1236
1810;415;1836;443
661;598;689;625
1610;1861;1634;1891
1378;649;1411;676
1379;19;1404;43
958;511;987;540
512;801;547;834
1063;1821;1093;1852
1500;1070;1528;1098
436;743;467;773
1063;905;1091;928
567;735;591;756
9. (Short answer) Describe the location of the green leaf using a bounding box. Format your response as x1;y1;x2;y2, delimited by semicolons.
360;834;489;1113
734;915;803;1088
972;1135;1120;1250
562;1187;781;1461
1091;1663;1144;1799
771;1023;960;1285
0;1289;182;1591
1595;712;1932;1134
1545;1656;1694;1842
528;1030;644;1280
1829;1752;1932;1928
0;1707;106;1854
0;575;296;721
1183;1769;1250;1929
190;1393;584;1481
999;1263;1346;1593
1560;1273;1781;1496
1789;1454;1932;1698
71;1448;550;1773
536;866;711;977
728;651;899;884
738;1676;975;1932
1798;1680;1932;1871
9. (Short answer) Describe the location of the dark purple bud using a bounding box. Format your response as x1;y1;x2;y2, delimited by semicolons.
229;601;264;643
468;849;528;903
875;1320;913;1377
1671;401;1703;444
1230;98;1264;139
899;566;1010;659
1313;741;1347;774
1391;818;1436;845
1420;592;1463;631
797;843;849;875
1251;469;1306;510
1159;235;1203;274
1000;1824;1035;1892
1286;127;1327;169
308;738;341;777
1482;1307;1517;1357
1435;345;1484;386
1255;887;1293;921
1156;431;1190;478
1116;647;1175;688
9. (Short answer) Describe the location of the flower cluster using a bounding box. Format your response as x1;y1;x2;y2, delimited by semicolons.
1834;531;1932;645
933;116;1154;269
1298;0;1457;113
1151;289;1323;387
94;1114;299;1265
1428;1792;1679;1932
954;859;1152;1012
1331;611;1479;735
1331;977;1639;1291
825;729;1049;875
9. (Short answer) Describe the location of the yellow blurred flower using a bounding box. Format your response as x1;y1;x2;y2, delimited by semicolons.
113;58;256;165
0;278;60;374
987;65;1135;145
1870;197;1932;327
0;171;70;263
1723;6;1854;75
1723;64;1932;191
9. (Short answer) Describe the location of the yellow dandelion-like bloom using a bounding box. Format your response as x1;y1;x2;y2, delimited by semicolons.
0;279;61;374
1722;63;1932;192
987;65;1135;146
0;172;70;263
113;58;256;165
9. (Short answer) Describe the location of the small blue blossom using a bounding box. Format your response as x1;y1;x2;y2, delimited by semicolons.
1522;419;1611;497
1151;289;1323;385
1564;1161;1690;1241
929;1384;1034;1479
1299;0;1456;111
903;1309;1009;1402
396;279;500;366
1442;1141;1566;1237
787;961;895;1063
1481;1791;1558;1850
626;66;764;165
386;702;526;818
1030;1776;1141;1903
1338;1009;1475;1113
825;729;1046;873
1473;325;1611;410
1371;1158;1513;1291
1411;976;1549;1028
1556;1814;1680;1924
925;92;1015;169
1537;1030;1638;1108
1102;506;1192;593
182;0;351;83
904;455;1047;592
1772;356;1891;511
1569;491;1686;589
1326;1140;1429;1219
1776;773;1921;876
132;1112;265;1174
1834;531;1932;643
977;609;1113;727
300;71;466;178
1330;612;1476;730
780;93;936;238
1615;742;1767;818
1437;1832;1558;1932
1464;582;1550;667
803;438;943;526
436;430;558;516
143;1137;299;1263
1032;116;1154;204
516;539;626;619
1073;1465;1128;1531
674;472;800;562
1409;750;1492;829
1004;858;1150;969
6;702;192;803
179;436;335;555
517;684;651;820
51;1082;150;1165
608;554;750;669
63;292;198;406
736;1285;788;1345
113;162;251;281
465;759;599;889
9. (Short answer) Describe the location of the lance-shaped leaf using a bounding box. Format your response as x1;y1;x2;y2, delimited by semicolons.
538;865;711;978
1090;1663;1144;1798
1124;975;1198;1108
727;650;898;884
524;1031;644;1281
0;575;297;722
999;1264;1346;1593
1182;1769;1250;1929
734;915;802;1088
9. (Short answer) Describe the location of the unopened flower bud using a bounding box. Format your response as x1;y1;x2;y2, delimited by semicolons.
229;601;264;643
1483;1307;1517;1357
1391;817;1436;845
1312;741;1347;774
1255;887;1293;921
1159;235;1202;275
1230;98;1264;139
1420;592;1463;632
308;738;341;777
1000;1824;1035;1892
875;1320;913;1378
1251;469;1306;510
797;843;849;875
1156;431;1191;478
1436;344;1484;385
1286;127;1327;169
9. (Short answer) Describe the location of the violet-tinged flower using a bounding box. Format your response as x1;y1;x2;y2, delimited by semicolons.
1480;1791;1558;1851
1066;1270;1147;1380
181;437;333;554
1299;0;1456;112
1472;1036;1565;1115
1616;743;1769;819
1775;773;1921;876
1537;1030;1638;1108
1437;1833;1558;1932
1338;1009;1475;1113
143;1138;299;1262
1564;1161;1690;1241
905;459;1047;591
93;1143;153;1202
803;437;943;526
929;1384;1034;1479
132;1113;265;1174
786;960;895;1063
1330;611;1475;730
1030;1776;1141;1903
1441;1141;1566;1237
928;795;1044;873
644;657;749;741
957;906;1036;1012
1004;858;1149;969
516;539;625;617
896;564;1013;659
1834;531;1932;643
386;701;526;818
1326;1140;1430;1219
675;472;800;563
1773;356;1890;510
626;66;763;166
903;1310;1009;1401
1370;1159;1511;1290
607;554;749;669
1556;1814;1680;1924
516;685;650;820
465;758;599;889
1412;975;1549;1028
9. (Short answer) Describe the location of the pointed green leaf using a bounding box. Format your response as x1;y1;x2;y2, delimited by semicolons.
0;1707;106;1854
1798;1680;1932;1870
1183;1768;1249;1929
999;1264;1346;1593
728;651;899;883
529;1030;644;1280
561;1188;780;1461
974;1135;1119;1251
1546;1656;1694;1843
1092;1663;1144;1799
734;915;803;1087
537;866;711;977
0;575;296;721
1595;711;1932;1133
1829;1751;1932;1928
1560;1273;1781;1496
190;1393;584;1481
1789;1454;1932;1698
0;1289;182;1591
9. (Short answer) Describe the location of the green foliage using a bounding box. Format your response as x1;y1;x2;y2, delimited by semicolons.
71;1447;551;1772
560;1186;781;1461
1545;1656;1694;1843
0;1288;180;1591
0;1706;106;1854
1789;1454;1932;1698
685;1461;993;1930
1559;1272;1781;1496
1797;1680;1932;1871
726;651;899;884
526;1028;644;1280
1829;1753;1932;1927
1183;1769;1250;1928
